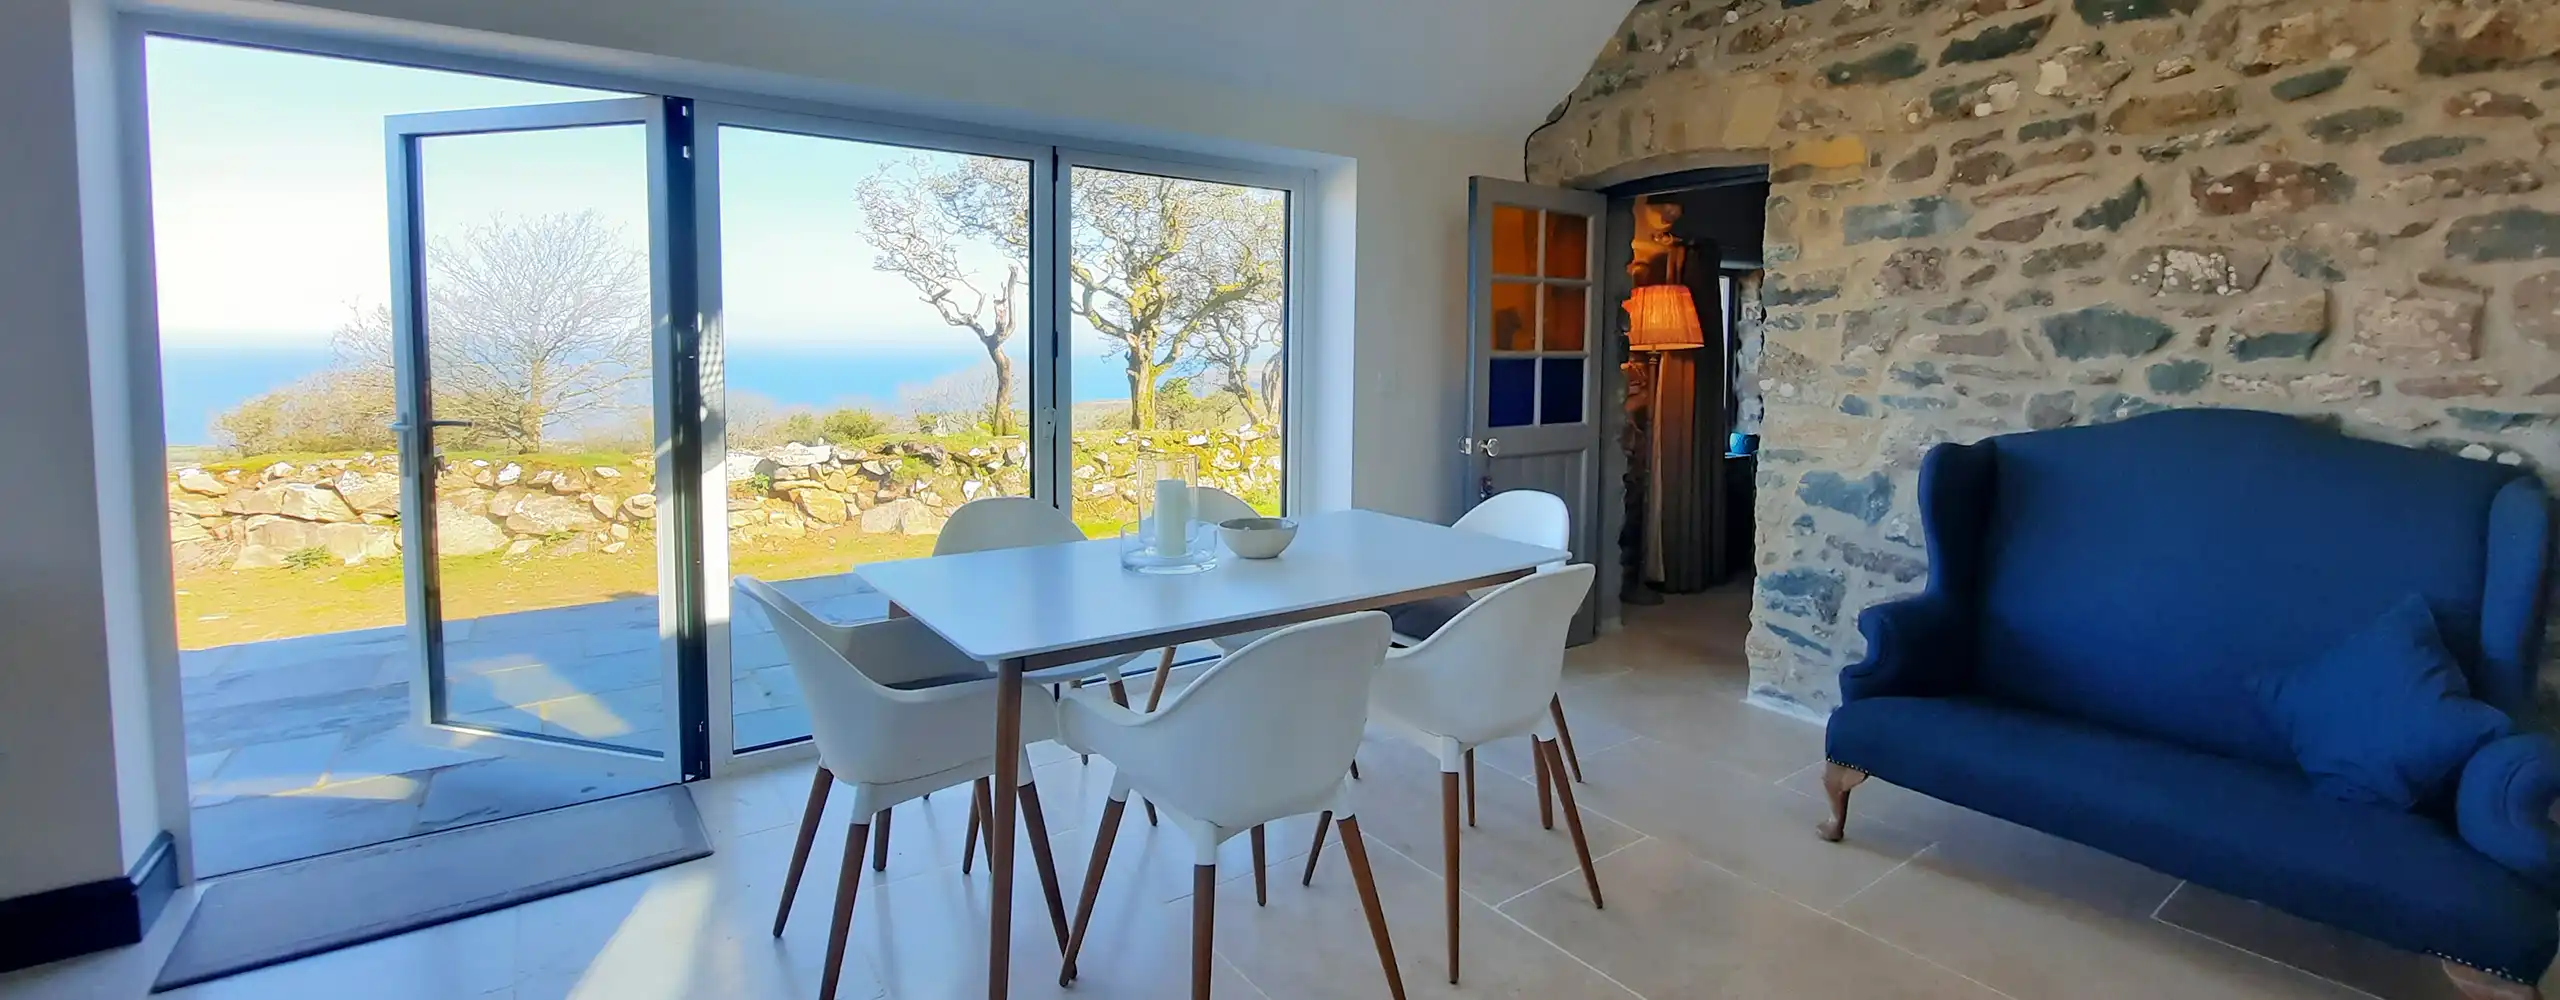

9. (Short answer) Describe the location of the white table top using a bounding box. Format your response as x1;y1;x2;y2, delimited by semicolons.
856;508;1566;668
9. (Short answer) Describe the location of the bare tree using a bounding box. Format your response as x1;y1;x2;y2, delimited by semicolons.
336;210;650;452
1190;293;1285;428
856;157;1029;435
1070;172;1284;430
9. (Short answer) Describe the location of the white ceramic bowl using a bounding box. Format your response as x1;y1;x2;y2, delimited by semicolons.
1218;516;1297;559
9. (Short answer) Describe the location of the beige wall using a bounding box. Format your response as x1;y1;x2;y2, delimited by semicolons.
1531;0;2560;715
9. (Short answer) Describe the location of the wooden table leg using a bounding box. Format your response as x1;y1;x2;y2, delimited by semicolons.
986;657;1024;1000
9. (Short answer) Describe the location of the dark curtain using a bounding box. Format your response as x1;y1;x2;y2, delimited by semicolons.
1649;243;1730;593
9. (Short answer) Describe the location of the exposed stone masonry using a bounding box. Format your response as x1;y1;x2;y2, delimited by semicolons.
1529;0;2560;715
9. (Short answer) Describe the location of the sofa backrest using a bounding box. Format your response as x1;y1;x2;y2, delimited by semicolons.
1968;409;2546;767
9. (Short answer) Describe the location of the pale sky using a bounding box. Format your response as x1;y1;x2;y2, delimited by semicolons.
144;35;1020;351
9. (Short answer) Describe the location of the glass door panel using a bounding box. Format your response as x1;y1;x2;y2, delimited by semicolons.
389;100;680;768
701;118;1039;752
1064;165;1291;530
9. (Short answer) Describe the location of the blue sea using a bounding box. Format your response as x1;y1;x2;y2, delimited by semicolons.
159;341;1135;447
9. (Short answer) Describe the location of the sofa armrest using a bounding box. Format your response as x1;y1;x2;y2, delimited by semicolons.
2457;733;2560;895
1840;594;1973;702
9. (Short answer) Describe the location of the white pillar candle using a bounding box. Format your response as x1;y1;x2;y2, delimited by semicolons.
1153;478;1191;555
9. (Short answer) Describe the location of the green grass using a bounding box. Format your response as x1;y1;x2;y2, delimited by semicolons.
173;527;937;649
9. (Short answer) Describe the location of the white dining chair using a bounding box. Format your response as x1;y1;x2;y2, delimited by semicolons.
1399;490;1593;826
738;577;1072;1000
1054;611;1408;1000
1299;563;1600;985
929;496;1174;841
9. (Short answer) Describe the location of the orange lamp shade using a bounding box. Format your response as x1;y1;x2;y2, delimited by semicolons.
1624;284;1706;352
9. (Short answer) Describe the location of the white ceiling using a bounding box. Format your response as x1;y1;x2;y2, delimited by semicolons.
801;0;1632;135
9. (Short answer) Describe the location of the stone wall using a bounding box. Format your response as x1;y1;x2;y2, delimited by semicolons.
168;429;1283;573
1528;0;2560;715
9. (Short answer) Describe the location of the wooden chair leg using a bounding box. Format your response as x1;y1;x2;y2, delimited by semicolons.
1464;749;1478;828
1541;738;1603;909
1300;810;1332;886
1018;782;1072;952
772;766;833;937
1534;739;1554;830
1250;824;1268;906
1816;763;1869;843
1336;816;1409;1000
967;778;994;872
2444;960;2543;1000
1191;863;1217;1000
1441;769;1462;984
962;784;983;874
1144;646;1178;712
1550;696;1585;783
870;804;894;872
820;819;870;1000
1059;796;1127;986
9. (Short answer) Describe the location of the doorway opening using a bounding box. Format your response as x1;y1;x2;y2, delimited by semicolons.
151;36;669;877
1598;167;1770;619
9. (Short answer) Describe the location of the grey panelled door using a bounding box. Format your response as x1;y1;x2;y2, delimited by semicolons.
1465;177;1606;642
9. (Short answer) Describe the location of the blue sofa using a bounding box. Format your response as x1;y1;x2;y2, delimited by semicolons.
1818;409;2559;996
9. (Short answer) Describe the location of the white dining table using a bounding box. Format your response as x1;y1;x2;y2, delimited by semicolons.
854;507;1568;999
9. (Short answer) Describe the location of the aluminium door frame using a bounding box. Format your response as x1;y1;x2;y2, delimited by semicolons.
1050;147;1314;522
382;96;692;780
689;103;1058;772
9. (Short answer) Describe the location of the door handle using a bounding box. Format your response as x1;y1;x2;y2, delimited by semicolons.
1481;437;1501;457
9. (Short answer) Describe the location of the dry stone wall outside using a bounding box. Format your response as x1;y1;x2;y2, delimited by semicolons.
168;429;1282;574
1528;0;2560;715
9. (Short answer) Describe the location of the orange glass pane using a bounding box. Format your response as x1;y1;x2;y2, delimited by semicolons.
1545;211;1588;279
1492;205;1538;276
1490;282;1536;351
1544;285;1586;352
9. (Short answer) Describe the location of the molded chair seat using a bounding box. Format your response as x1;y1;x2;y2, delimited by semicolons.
1054;612;1409;1000
737;578;1073;1000
1313;564;1600;985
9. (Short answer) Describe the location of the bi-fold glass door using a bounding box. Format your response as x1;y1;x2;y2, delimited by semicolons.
691;107;1057;756
385;95;1304;772
386;97;689;779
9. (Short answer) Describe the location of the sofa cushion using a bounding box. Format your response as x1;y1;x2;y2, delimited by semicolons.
2247;594;2513;809
1971;410;2528;768
1828;696;2558;982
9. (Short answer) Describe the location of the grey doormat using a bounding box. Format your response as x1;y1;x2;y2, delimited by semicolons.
153;785;711;992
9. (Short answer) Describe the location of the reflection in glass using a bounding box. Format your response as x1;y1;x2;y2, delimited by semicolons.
716;127;1036;750
1489;358;1535;428
1491;282;1537;352
1492;205;1538;276
1543;285;1587;353
414;124;664;754
1544;211;1588;279
1541;358;1585;425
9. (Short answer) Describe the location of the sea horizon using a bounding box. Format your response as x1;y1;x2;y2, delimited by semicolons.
158;339;1163;447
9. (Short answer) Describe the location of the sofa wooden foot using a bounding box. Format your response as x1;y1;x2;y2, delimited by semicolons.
2445;960;2540;1000
1816;763;1867;843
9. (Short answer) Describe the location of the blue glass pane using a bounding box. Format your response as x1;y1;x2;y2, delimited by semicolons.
1488;358;1535;427
1541;358;1584;425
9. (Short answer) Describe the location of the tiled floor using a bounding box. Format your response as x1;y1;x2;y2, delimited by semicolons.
14;587;2544;999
